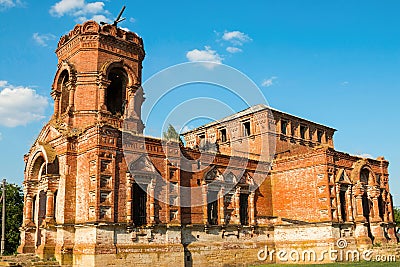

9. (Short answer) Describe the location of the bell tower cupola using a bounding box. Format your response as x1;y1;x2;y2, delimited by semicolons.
51;20;145;134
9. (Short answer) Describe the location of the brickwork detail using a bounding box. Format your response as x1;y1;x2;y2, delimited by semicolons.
18;21;397;266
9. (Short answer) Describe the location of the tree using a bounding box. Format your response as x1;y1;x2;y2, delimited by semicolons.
0;182;23;255
394;206;400;227
162;124;183;145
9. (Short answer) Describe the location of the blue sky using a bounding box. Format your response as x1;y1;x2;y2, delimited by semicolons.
0;0;399;204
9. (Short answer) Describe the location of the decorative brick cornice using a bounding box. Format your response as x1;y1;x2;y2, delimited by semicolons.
56;20;145;62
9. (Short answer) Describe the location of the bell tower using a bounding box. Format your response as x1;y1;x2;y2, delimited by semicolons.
51;20;145;133
18;20;147;263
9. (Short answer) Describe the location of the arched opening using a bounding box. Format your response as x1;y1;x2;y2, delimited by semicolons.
359;167;374;240
132;183;147;226
31;156;45;180
38;190;47;226
47;156;59;175
58;70;70;114
362;193;371;222
239;192;249;225
362;191;374;241
378;194;385;220
106;68;127;115
207;190;218;225
339;189;347;221
32;195;37;224
360;169;369;184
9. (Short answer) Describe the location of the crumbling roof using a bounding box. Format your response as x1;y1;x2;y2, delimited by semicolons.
182;103;336;134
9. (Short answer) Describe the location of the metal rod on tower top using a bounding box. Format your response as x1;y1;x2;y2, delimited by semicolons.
113;6;126;26
0;179;5;256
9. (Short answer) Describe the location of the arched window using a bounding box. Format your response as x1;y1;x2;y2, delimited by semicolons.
360;169;369;184
31;156;45;180
58;70;70;114
106;68;127;115
47;156;59;175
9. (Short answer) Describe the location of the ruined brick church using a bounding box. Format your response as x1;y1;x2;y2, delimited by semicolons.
18;20;397;266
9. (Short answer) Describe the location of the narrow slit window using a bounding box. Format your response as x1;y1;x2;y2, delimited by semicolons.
300;125;307;139
339;190;347;221
132;183;147;226
281;120;288;135
58;70;69;114
317;130;323;143
239;193;249;225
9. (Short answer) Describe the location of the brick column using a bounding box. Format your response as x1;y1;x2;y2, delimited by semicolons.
219;187;225;225
233;188;240;224
98;80;110;111
370;187;381;223
249;192;255;225
24;195;34;226
45;190;55;223
126;174;133;224
355;195;366;222
202;184;208;225
127;85;138;118
68;86;75;109
148;179;155;225
353;183;367;222
381;190;389;222
346;186;354;221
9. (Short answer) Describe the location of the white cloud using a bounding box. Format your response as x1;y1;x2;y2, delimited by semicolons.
0;0;14;8
129;17;136;23
222;30;252;46
262;76;278;87
0;0;21;10
77;14;111;23
354;153;373;159
50;0;111;23
186;46;223;64
0;82;49;127
0;132;2;141
0;80;8;87
341;81;349;86
73;1;104;16
50;0;84;16
226;46;242;53
33;33;56;47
